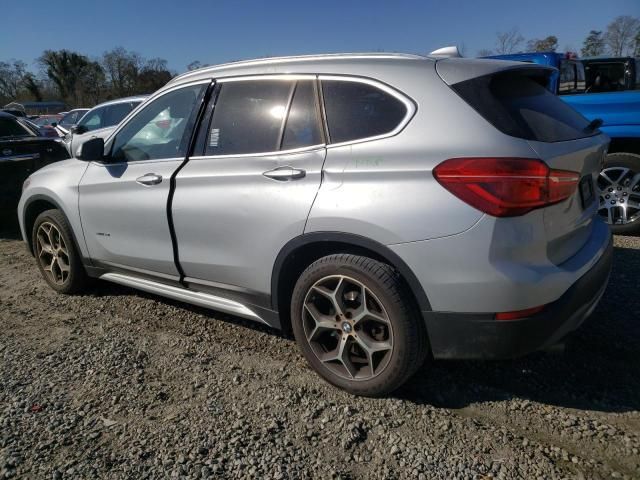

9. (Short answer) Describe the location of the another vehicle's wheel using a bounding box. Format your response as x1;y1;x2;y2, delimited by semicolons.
597;153;640;235
291;254;428;396
32;209;89;294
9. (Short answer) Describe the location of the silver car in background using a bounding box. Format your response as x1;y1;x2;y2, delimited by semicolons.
18;53;612;396
63;95;147;156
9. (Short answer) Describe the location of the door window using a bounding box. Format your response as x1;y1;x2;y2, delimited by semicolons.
205;80;294;155
281;81;323;150
110;84;206;162
321;79;407;144
79;106;106;131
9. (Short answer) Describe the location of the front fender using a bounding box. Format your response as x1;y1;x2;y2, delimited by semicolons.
18;159;90;259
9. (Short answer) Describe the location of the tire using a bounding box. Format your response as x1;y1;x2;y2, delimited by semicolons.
290;254;428;397
598;153;640;236
31;209;90;294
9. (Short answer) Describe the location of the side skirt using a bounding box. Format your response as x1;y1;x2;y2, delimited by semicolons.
99;272;276;327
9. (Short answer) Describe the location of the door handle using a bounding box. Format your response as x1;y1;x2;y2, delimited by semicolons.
136;173;163;186
262;166;306;181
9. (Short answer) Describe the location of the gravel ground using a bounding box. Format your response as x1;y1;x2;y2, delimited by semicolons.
0;223;639;479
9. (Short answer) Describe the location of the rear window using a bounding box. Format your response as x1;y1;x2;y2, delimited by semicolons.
452;70;593;142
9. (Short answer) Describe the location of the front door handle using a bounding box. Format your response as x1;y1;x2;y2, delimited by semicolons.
262;166;306;181
136;173;163;186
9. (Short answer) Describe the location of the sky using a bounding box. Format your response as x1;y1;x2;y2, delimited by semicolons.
2;0;638;74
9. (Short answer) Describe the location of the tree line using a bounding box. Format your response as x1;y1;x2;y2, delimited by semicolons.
0;47;176;109
478;15;639;57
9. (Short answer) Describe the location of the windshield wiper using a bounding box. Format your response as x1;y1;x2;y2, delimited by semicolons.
584;118;603;133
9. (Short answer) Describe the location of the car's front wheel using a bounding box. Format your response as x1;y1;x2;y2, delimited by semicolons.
291;254;427;396
32;209;89;294
597;153;640;235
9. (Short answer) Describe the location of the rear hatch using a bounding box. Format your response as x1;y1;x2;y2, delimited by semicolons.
436;59;608;263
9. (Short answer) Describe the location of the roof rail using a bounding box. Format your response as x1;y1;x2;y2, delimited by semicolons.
169;52;427;85
429;46;462;58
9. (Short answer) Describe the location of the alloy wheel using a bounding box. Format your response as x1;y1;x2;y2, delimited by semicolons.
36;222;70;285
302;275;394;380
597;167;640;225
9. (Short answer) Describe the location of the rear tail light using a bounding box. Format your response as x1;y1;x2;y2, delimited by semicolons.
495;305;546;320
433;157;580;217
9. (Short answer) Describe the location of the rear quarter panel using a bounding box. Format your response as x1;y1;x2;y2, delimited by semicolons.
306;63;540;244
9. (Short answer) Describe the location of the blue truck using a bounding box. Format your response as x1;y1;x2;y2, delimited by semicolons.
485;52;640;234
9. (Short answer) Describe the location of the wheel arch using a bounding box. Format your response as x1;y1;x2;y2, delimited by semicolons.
271;232;432;333
608;137;640;157
23;195;81;257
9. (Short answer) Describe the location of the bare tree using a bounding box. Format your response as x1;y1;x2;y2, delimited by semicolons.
581;30;605;57
0;60;26;101
495;28;524;54
605;15;640;56
526;36;558;52
476;48;494;57
102;47;143;97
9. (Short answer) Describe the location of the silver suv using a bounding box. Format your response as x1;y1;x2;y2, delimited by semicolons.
18;53;613;396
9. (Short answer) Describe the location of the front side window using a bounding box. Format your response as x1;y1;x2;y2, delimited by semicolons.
111;84;205;162
321;80;408;144
206;80;293;156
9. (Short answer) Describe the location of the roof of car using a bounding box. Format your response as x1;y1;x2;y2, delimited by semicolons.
169;52;430;85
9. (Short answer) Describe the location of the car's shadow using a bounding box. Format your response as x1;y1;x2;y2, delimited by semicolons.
398;244;640;414
0;215;21;240
3;214;638;413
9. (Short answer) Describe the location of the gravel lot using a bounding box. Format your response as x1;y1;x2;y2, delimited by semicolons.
1;220;639;479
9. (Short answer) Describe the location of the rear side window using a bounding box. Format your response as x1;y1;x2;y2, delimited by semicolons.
452;70;592;142
321;80;407;144
206;80;293;155
558;60;585;94
0;117;31;137
281;81;323;150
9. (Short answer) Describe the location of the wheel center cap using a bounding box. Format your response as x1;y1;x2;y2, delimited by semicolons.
341;322;352;334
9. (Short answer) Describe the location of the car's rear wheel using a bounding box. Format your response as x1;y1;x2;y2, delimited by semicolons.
597;153;640;235
291;254;427;396
32;209;89;294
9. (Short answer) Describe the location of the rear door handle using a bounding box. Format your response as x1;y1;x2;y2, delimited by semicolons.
136;173;163;186
262;166;306;181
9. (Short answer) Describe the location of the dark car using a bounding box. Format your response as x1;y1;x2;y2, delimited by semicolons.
0;112;69;216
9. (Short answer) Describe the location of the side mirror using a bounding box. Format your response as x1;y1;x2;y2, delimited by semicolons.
77;137;105;161
70;124;87;135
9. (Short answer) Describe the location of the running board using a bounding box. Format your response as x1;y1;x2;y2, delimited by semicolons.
99;272;269;325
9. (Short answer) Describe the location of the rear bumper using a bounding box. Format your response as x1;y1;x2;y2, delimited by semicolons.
424;235;613;359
